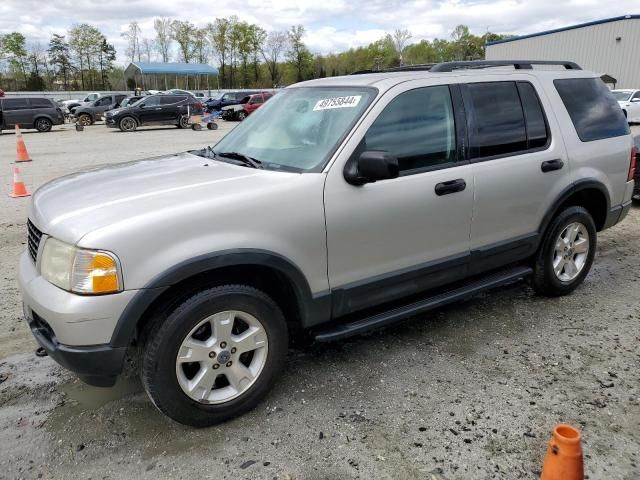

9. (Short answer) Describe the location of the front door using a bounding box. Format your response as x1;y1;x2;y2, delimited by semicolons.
324;83;474;316
137;95;163;124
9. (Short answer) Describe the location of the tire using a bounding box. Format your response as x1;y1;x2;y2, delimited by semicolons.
177;115;189;129
236;110;247;121
531;206;596;297
207;123;218;130
78;113;92;126
34;117;52;132
119;116;137;132
142;285;288;427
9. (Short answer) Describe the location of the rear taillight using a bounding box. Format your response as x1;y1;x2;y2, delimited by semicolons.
629;145;638;181
196;102;203;110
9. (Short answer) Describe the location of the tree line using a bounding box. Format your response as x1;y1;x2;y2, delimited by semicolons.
0;20;511;92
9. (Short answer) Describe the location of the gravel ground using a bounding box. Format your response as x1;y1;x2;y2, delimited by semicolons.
0;122;638;480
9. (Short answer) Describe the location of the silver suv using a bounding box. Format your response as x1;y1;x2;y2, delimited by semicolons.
19;61;636;427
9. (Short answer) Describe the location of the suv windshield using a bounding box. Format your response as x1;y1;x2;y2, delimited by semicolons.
612;91;632;101
211;87;375;172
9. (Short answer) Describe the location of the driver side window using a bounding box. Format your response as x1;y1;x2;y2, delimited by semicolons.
364;86;457;174
143;96;161;107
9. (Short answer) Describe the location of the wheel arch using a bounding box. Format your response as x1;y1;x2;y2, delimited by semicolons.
538;180;610;239
109;249;330;348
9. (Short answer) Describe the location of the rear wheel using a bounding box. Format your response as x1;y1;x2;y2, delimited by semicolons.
207;123;218;130
34;118;52;132
177;115;189;129
236;110;247;121
119;116;137;132
142;285;288;427
532;206;596;297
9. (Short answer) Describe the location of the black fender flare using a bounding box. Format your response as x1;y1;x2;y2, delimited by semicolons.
537;179;611;241
109;249;330;348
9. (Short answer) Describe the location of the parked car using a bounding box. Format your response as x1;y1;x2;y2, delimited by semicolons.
19;60;636;427
118;95;145;109
61;92;102;111
165;89;206;98
633;135;640;201
206;91;259;111
612;89;640;123
73;94;127;126
105;94;203;132
221;92;274;121
0;97;64;132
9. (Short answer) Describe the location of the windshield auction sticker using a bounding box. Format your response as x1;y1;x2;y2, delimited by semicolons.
313;95;362;111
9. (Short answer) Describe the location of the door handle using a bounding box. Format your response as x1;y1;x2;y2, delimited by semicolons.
435;179;466;196
541;159;564;172
154;107;162;110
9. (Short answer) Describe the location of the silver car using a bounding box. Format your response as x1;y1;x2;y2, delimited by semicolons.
18;60;636;426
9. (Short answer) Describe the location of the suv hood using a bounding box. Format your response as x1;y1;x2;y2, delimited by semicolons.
30;152;275;244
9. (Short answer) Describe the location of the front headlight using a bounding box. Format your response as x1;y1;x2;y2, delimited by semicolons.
40;238;121;294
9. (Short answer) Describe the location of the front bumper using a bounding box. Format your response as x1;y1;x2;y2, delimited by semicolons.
18;250;138;386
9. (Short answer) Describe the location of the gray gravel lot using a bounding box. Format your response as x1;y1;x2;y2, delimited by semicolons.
0;122;638;479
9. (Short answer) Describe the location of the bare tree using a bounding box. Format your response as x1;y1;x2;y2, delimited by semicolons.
261;31;287;86
141;38;154;62
154;17;172;62
121;22;141;62
392;29;412;66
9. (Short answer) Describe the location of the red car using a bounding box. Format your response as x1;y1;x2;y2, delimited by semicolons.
222;92;274;121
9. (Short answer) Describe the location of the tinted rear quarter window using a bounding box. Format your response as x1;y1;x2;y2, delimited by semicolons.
554;78;629;142
160;95;181;105
29;98;53;108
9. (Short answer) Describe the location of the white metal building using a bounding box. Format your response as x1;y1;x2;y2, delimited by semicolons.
486;15;640;89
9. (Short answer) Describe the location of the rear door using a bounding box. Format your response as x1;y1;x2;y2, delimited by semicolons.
160;95;186;121
465;78;569;273
2;98;34;127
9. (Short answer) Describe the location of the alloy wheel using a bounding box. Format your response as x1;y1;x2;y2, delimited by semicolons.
175;310;268;404
553;222;590;282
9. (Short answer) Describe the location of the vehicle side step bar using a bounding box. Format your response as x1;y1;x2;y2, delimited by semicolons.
314;265;533;342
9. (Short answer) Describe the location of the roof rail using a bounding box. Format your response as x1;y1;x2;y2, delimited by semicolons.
351;63;437;75
429;60;582;72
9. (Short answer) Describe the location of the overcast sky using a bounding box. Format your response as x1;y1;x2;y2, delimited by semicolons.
1;0;638;64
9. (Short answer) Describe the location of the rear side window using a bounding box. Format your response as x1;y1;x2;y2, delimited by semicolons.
554;78;629;142
465;82;527;158
160;95;180;105
517;82;549;149
3;98;30;110
365;85;456;174
29;98;53;108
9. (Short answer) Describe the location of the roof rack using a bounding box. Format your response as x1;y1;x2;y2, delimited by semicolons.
351;60;581;75
429;60;582;72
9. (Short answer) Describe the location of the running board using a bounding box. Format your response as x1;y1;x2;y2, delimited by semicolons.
314;265;532;342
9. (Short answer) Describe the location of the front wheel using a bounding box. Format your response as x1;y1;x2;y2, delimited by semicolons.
531;206;596;297
142;285;288;427
78;113;92;126
119;116;137;132
236;110;247;121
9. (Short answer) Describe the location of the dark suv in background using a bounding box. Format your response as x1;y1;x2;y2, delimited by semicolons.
633;135;640;201
0;97;64;132
105;94;203;132
73;94;127;126
205;91;259;111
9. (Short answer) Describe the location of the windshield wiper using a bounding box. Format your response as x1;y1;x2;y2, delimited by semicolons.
216;151;264;169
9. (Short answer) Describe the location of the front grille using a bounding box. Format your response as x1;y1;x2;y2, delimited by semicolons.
27;220;42;263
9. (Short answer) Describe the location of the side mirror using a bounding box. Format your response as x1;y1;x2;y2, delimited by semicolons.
631;98;640;103
344;150;399;185
138;103;146;108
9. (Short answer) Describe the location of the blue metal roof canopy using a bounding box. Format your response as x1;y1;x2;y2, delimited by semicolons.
125;62;218;75
124;62;219;91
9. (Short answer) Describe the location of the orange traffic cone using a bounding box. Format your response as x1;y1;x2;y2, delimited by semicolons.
15;124;32;162
9;166;30;198
540;424;584;480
